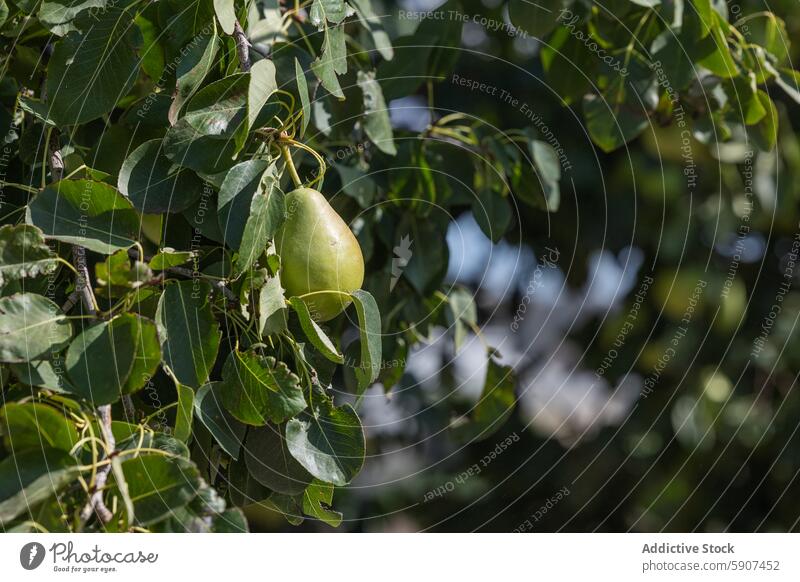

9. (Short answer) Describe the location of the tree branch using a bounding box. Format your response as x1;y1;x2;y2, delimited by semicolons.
50;132;111;524
80;404;115;524
49;131;98;316
233;20;252;72
126;249;238;303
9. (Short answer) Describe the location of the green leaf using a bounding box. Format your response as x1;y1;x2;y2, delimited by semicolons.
185;73;249;141
695;13;738;78
169;30;220;124
213;0;236;35
690;0;715;38
295;58;311;136
10;358;76;393
249;59;278;129
728;76;767;126
540;26;596;105
245;424;313;495
349;0;393;60
218;159;270;250
583;81;649;153
121;315;161;394
236;166;284;274
288;297;344;363
112;455;200;526
45;7;142;126
310;0;348;26
266;493;305;525
118;139;203;213
220;349;306;426
745;13;790;64
149;249;194;271
770;66;800;105
311;24;347;98
335;164;376;207
473;188;512;243
259;275;288;336
156;280;222;388
752;90;778;151
451;356;516;444
0;402;79;452
0;224;58;288
174;383;194;443
356;70;396;156
66;314;158;404
163;118;241;174
285;402;365;486
0;448;79;526
38;0;106;35
194;382;247;459
302;479;342;527
0;294;72;363
95;250;153;291
507;0;563;39
529;139;562;212
27;180;141;255
651;30;696;92
0;0;8;27
403;219;449;295
445;286;476;354
350;289;382;392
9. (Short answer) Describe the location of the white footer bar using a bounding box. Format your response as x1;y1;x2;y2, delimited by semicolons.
1;534;798;581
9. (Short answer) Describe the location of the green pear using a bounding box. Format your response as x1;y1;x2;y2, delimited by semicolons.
275;187;364;321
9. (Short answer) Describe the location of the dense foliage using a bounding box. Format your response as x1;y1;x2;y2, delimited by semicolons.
0;0;798;532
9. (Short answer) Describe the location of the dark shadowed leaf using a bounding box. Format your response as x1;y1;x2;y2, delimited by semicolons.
45;7;141;126
118;139;204;213
194;382;247;459
244;424;313;495
169;30;219;124
218;159;270;250
155;280;221;388
508;0;563;39
0;448;79;526
66;314;158;404
194;382;247;460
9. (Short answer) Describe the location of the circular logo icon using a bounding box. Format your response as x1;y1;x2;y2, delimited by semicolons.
20;542;46;570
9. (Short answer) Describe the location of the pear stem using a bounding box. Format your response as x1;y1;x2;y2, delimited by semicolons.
280;143;303;188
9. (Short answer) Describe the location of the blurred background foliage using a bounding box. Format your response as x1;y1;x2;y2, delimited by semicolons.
293;0;800;532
